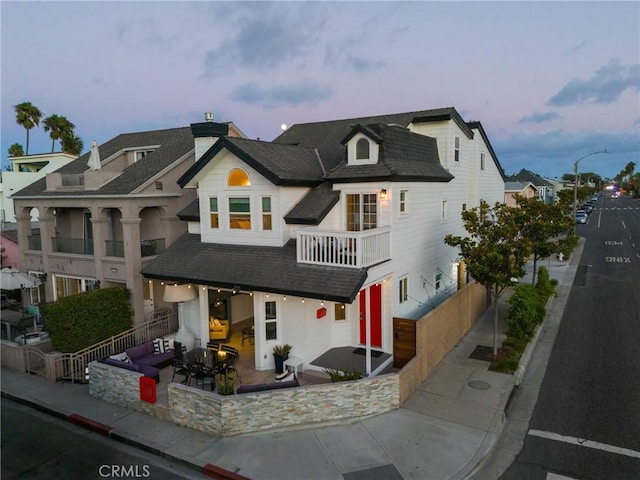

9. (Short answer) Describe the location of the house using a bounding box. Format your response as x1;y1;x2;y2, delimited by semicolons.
11;122;245;326
1;152;78;224
504;181;539;207
506;168;555;204
141;107;506;375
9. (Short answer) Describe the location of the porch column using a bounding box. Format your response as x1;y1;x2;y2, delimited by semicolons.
121;217;143;326
35;208;56;301
90;212;108;285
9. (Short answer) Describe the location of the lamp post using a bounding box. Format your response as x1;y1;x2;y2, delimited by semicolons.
572;150;607;235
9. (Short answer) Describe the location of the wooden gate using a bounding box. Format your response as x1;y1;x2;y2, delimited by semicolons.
392;317;416;368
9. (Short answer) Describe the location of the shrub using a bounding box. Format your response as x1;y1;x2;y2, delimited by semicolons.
41;287;131;352
507;284;543;340
559;234;578;258
536;266;556;302
323;367;364;382
217;374;235;395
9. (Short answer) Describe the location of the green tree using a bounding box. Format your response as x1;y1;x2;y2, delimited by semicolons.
514;196;572;285
445;201;532;355
14;102;43;155
8;143;24;157
60;132;84;155
43;114;75;152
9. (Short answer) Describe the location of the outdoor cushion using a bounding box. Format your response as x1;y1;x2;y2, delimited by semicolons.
126;342;151;360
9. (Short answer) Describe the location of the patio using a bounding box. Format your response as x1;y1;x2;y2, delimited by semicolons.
154;319;332;405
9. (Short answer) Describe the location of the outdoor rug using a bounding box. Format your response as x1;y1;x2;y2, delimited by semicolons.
353;348;384;357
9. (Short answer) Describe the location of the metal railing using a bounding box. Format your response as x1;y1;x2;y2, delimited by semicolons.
296;226;391;268
52;237;94;255
52;307;177;383
105;238;166;258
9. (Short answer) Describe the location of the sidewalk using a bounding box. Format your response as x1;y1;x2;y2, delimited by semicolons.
1;250;580;480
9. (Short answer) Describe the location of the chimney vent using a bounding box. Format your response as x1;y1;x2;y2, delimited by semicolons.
204;112;214;122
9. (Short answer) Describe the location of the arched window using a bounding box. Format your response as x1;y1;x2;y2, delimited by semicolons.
356;138;370;160
227;168;250;187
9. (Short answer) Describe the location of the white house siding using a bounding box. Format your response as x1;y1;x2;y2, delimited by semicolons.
409;121;451;168
197;151;287;247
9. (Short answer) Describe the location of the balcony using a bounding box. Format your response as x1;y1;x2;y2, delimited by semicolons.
105;238;166;258
296;226;391;268
53;237;94;255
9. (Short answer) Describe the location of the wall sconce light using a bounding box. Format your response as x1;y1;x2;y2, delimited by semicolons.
232;285;241;295
380;189;387;199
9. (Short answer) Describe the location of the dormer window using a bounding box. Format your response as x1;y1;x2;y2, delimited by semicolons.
135;150;154;162
227;168;250;187
356;138;370;160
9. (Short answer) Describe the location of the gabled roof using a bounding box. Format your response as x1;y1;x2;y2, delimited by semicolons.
505;181;538;192
12;127;194;197
178;136;325;188
507;169;553;187
284;182;340;225
326;124;453;183
141;234;368;303
273;107;474;172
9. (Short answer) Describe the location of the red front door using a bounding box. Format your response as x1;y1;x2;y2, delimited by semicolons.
359;284;382;347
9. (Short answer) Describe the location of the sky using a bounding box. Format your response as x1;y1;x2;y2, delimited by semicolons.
1;1;638;180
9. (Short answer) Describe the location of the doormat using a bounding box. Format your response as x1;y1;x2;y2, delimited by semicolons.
353;348;384;357
469;345;495;362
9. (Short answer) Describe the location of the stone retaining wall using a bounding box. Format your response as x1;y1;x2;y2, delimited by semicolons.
89;361;399;436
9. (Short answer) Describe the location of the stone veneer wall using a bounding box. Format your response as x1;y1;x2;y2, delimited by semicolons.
169;374;399;436
89;361;400;436
89;361;142;409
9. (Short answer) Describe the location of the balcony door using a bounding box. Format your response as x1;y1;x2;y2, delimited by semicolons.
83;211;94;255
346;193;377;232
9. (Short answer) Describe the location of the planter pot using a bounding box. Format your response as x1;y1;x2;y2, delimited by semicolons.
273;353;289;374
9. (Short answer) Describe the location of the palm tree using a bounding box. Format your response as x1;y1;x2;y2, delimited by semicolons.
14;102;43;155
8;143;24;157
43;114;75;153
61;132;84;155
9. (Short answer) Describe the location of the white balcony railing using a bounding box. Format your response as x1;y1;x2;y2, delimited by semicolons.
296;226;391;268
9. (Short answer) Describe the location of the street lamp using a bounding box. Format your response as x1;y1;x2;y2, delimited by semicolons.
572;149;607;235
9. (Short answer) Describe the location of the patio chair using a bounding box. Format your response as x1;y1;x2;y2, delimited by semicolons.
222;354;242;383
170;358;191;384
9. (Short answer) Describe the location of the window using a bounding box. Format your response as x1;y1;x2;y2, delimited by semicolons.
399;277;408;303
356;138;370;160
462;203;467;211
261;197;272;230
435;272;442;291
480;153;485;171
454;137;460;162
399;190;408;215
334;303;346;321
265;300;277;341
227;168;250;187
346;193;377;231
135;150;153;162
209;197;219;228
441;199;448;221
229;197;251;229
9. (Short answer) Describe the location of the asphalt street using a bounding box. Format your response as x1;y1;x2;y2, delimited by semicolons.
500;195;640;479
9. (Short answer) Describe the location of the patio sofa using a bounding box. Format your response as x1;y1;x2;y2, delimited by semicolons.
236;374;300;394
99;339;177;383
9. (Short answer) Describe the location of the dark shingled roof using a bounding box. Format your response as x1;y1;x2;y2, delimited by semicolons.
507;169;553;187
326;124;453;183
284;182;340;225
13;127;194;197
179;136;325;188
177;198;200;221
273;107;473;172
141;234;368;303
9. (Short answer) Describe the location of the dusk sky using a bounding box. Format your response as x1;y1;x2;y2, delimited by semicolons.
2;1;638;180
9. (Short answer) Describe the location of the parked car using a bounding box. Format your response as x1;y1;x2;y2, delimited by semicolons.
583;203;594;214
575;211;588;224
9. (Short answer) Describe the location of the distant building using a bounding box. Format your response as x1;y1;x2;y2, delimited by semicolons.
506;168;555;204
504;181;538;207
1;152;78;224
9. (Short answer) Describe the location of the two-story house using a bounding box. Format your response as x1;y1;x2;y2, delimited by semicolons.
507;168;555;204
142;107;506;375
11;122;245;326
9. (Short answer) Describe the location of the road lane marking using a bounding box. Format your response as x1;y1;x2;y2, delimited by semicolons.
621;220;627;229
528;429;640;459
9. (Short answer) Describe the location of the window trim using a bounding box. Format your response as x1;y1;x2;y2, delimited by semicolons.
355;138;370;160
261;196;272;231
399;276;408;304
209;196;219;229
229;196;251;230
334;302;347;322
265;299;278;341
480;152;485;171
399;189;408;216
441;199;448;222
454;136;460;162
